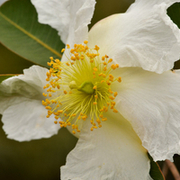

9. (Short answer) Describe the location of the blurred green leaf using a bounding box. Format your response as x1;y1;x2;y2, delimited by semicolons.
0;42;34;74
0;0;65;68
149;154;165;180
167;2;180;28
0;74;15;83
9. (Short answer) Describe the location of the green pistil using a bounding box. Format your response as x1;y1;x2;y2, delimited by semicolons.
78;81;95;94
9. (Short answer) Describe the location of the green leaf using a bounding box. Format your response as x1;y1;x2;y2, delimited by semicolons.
0;0;65;68
0;42;34;74
149;154;165;180
167;3;180;29
0;74;16;83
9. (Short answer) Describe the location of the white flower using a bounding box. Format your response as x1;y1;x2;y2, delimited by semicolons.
0;0;7;6
1;0;180;179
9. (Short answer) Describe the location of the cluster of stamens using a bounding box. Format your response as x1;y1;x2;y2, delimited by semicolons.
42;41;122;134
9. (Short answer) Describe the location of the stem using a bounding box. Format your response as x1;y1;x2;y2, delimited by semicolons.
165;160;180;180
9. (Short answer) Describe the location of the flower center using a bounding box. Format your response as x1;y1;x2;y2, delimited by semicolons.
42;41;122;134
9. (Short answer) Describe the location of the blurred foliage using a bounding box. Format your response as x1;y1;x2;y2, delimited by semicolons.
0;0;64;68
0;42;34;74
149;154;165;180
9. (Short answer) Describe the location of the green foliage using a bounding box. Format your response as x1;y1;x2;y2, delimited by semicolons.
0;74;14;83
0;0;65;68
149;154;165;180
0;42;34;74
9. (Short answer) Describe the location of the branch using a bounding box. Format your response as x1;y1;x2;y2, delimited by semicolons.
165;160;180;180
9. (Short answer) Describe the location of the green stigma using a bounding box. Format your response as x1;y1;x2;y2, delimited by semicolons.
78;81;95;94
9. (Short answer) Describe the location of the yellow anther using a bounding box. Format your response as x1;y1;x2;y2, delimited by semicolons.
46;99;51;104
111;102;116;106
117;77;121;82
103;62;107;65
102;56;105;61
111;64;116;70
106;80;111;86
95;95;98;99
45;106;52;110
93;102;97;105
66;44;70;49
105;55;109;58
82;115;87;120
113;109;118;113
70;49;74;53
102;118;107;121
58;110;63;113
64;90;67;94
109;96;115;100
67;122;71;126
90;59;94;63
84;40;88;44
54;121;57;124
114;92;118;97
103;66;107;71
71;56;76;61
93;67;98;71
55;59;60;63
43;93;47;97
93;86;97;90
108;58;113;63
61;48;65;53
94;45;100;51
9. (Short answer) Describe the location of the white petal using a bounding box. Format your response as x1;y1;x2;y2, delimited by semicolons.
31;0;96;45
2;97;59;141
115;68;180;161
61;112;151;180
0;65;47;114
0;65;48;99
88;0;180;73
0;0;7;5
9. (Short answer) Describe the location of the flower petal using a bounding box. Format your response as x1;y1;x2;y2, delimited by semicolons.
0;65;48;99
0;65;59;141
115;68;180;161
31;0;96;45
61;112;151;180
88;0;180;73
1;96;59;141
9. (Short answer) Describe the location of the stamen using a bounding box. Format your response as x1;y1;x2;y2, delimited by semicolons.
42;42;122;134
